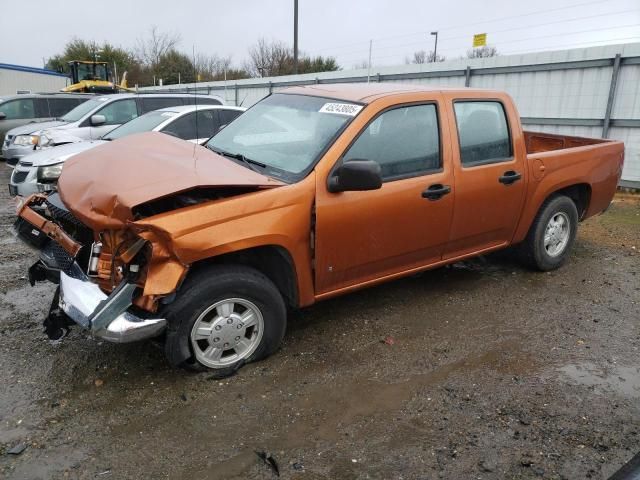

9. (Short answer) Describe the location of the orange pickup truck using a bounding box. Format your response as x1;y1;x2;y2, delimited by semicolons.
15;84;624;375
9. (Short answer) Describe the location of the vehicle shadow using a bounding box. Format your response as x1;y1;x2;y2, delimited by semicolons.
288;250;525;334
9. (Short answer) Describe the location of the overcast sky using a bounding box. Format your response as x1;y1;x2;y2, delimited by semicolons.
1;0;639;70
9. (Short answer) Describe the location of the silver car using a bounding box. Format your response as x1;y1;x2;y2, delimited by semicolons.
9;104;245;197
2;93;223;165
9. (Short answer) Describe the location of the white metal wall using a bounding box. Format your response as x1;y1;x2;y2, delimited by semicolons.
0;68;68;95
142;42;640;186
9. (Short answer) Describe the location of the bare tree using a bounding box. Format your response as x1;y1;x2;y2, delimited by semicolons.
195;53;234;80
466;46;499;59
245;38;338;77
353;60;370;69
247;38;291;77
136;25;181;68
407;50;445;64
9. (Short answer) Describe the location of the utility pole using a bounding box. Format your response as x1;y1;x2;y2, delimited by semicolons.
293;0;299;74
431;31;438;62
367;40;372;83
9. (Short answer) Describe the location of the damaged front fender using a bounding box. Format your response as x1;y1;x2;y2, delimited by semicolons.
128;223;189;298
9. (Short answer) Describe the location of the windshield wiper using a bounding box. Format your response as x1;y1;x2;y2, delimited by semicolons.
207;145;266;173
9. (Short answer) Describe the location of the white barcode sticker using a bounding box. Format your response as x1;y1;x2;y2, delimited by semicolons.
319;103;363;116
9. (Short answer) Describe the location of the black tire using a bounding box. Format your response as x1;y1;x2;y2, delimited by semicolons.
163;264;287;376
519;195;579;271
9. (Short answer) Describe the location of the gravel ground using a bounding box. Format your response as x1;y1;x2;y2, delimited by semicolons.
0;164;638;479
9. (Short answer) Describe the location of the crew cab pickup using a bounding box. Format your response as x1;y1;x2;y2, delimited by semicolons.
15;84;624;375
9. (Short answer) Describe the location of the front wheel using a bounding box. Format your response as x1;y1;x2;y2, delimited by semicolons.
163;265;287;376
519;195;579;271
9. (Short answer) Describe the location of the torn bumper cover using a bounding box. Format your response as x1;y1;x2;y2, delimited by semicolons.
59;262;166;343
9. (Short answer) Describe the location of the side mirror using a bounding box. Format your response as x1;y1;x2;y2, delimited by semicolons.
328;159;382;193
90;114;106;126
0;112;6;120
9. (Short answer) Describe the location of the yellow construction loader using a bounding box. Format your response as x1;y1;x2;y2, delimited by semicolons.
62;60;130;93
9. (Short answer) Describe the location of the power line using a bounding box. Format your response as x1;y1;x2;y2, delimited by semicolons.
311;0;620;54
367;30;640;62
362;35;640;66
323;8;640;61
414;22;640;56
498;36;640;55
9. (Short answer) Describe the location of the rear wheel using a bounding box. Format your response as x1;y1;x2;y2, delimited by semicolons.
163;264;287;376
519;195;578;271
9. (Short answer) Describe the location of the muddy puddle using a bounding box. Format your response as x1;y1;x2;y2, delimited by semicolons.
560;362;640;398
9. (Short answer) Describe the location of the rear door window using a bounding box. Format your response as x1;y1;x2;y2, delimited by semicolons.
162;112;198;140
48;98;81;117
196;110;218;139
453;101;512;166
96;99;138;125
34;99;50;118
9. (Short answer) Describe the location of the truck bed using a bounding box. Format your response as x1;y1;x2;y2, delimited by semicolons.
515;130;624;239
524;131;609;154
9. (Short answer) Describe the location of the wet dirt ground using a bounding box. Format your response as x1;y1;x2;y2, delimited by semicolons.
0;164;638;479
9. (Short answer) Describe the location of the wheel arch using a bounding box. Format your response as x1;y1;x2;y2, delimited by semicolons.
513;182;591;244
553;183;591;220
188;245;299;309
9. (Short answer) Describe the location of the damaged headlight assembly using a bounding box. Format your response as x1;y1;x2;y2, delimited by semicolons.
37;162;64;183
36;132;55;149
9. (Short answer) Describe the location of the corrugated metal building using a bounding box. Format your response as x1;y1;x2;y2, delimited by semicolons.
142;42;640;188
0;63;68;96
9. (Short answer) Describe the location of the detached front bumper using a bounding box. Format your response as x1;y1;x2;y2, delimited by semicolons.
59;262;166;343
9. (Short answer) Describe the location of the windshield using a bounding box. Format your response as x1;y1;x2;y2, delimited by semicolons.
103;110;178;140
60;97;108;122
206;94;360;180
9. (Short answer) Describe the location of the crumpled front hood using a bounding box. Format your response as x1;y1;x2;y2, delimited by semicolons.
57;132;283;230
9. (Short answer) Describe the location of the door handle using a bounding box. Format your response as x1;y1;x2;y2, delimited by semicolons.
498;170;522;185
422;184;451;201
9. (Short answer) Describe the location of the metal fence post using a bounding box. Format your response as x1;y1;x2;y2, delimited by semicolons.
603;54;622;138
465;66;472;87
269;82;273;94
234;84;239;106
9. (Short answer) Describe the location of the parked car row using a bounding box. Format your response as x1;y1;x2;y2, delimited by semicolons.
12;84;624;376
9;104;245;196
0;93;94;152
2;93;224;165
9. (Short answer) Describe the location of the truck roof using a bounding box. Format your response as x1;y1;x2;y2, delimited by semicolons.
281;83;500;104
